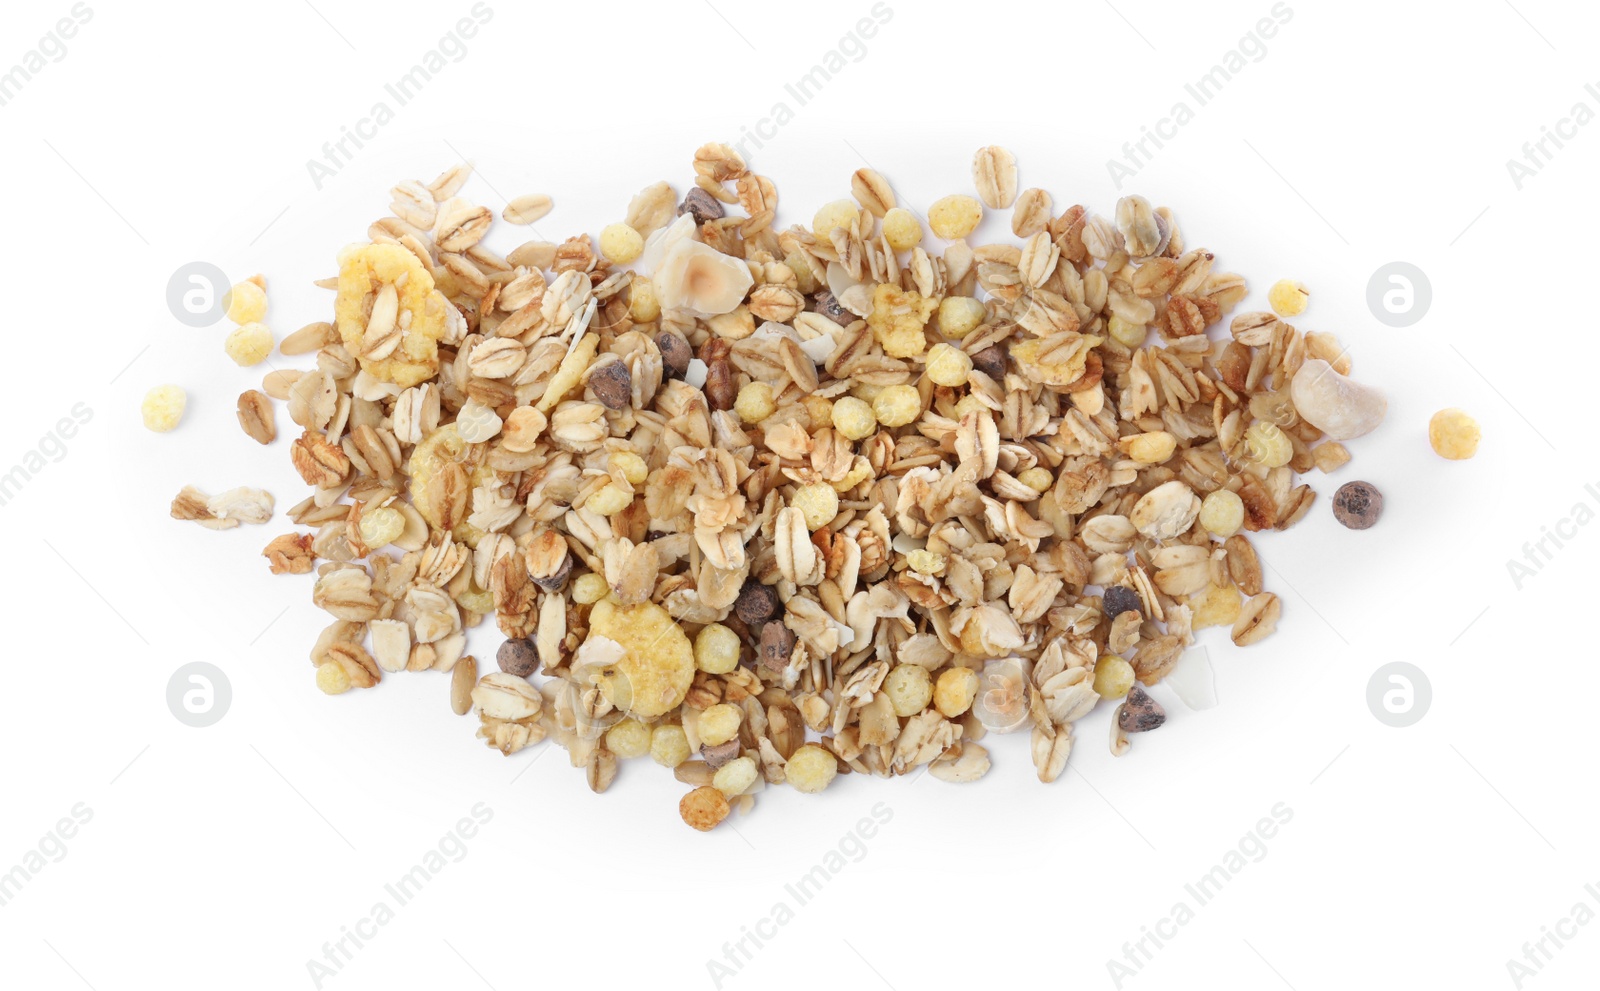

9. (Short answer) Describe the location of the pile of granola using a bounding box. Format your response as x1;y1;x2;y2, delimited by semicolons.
174;144;1386;831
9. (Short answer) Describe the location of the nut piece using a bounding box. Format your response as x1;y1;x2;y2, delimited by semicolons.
1290;360;1387;441
679;786;731;831
236;390;276;445
262;533;315;575
1118;686;1166;732
1332;481;1384;530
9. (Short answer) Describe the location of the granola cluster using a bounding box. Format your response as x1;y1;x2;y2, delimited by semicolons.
187;144;1388;830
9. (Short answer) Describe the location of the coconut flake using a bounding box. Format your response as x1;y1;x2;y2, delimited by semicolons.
685;358;709;388
1165;647;1217;710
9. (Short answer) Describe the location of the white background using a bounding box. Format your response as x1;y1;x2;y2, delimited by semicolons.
2;0;1594;988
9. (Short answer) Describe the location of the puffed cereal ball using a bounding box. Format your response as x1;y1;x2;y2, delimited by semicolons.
599;223;644;265
831;396;878;440
225;280;267;324
315;662;351;695
1429;408;1480;460
141;385;187;432
934;667;979;717
1245;421;1293;468
605;718;653;759
1199;489;1245;537
800;395;834;429
698;703;743;746
694;623;742;675
881;207;923;252
928;194;983;240
812;198;860;239
651;724;692;768
925;343;974;387
1093;656;1136;699
784;744;838;794
358;507;405;548
680;785;731;831
871;384;923;428
713;756;759;797
883;664;934;717
224;322;274;366
938;296;987;338
571;572;610;604
1268;279;1310;317
1016;467;1053;493
734;381;777;423
791;482;839;530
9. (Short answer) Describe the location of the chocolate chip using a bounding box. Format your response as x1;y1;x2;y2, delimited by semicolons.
1118;686;1166;733
679;187;726;225
496;639;539;678
760;621;796;674
1332;480;1383;530
970;345;1007;381
735;580;782;628
656;331;691;379
588;359;632;411
700;739;741;769
812;290;854;327
1102;585;1142;620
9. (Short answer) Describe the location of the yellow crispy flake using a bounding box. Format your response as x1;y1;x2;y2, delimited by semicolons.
1191;584;1243;630
587;600;695;718
406;424;467;530
1011;333;1103;387
537;333;599;413
335;242;450;388
866;283;937;359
